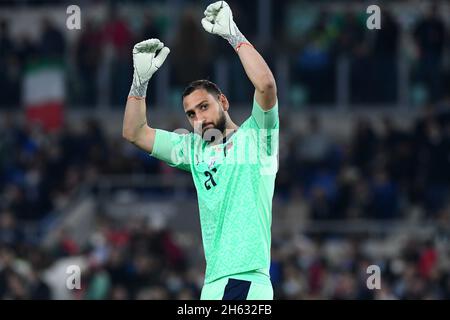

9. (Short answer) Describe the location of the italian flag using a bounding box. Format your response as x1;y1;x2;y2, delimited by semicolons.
23;59;65;132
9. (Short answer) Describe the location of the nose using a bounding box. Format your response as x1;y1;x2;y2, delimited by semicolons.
193;118;205;131
196;117;208;127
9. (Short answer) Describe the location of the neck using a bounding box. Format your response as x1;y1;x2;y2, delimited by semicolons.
223;122;239;143
225;120;239;134
209;120;238;146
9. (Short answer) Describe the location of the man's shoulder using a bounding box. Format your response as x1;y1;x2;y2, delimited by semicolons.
240;116;258;130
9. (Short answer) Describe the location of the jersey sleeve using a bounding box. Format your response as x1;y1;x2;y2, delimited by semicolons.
248;97;279;175
150;129;192;172
251;96;279;130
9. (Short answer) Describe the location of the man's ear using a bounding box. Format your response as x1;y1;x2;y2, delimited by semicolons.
219;94;229;111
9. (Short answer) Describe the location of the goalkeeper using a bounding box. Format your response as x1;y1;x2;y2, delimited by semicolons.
123;1;278;300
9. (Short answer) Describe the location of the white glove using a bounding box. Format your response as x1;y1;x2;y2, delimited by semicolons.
201;1;249;50
129;38;170;98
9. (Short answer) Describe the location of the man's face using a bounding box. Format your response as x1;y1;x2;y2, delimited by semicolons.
183;89;228;139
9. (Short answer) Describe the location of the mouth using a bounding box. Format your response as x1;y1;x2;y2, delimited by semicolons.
202;124;214;132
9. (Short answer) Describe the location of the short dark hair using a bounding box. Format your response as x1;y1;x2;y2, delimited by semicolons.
182;79;222;101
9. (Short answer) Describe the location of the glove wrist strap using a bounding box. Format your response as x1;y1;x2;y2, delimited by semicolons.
223;24;249;50
128;72;149;98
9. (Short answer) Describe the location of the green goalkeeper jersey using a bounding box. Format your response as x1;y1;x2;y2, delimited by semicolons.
150;97;279;283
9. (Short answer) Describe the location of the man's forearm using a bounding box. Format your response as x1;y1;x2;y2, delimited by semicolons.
236;44;276;95
123;65;150;141
122;97;148;142
236;43;277;110
217;20;275;92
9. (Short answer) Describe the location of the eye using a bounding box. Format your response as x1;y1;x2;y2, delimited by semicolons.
200;104;208;110
187;113;195;119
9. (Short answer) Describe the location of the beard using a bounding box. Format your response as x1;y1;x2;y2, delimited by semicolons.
201;110;227;143
213;110;227;133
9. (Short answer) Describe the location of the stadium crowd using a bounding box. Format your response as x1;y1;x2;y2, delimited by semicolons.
0;0;449;107
1;0;450;300
1;98;450;299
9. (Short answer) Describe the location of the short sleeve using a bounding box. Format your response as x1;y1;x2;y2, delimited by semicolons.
251;97;279;129
248;97;279;160
150;129;192;172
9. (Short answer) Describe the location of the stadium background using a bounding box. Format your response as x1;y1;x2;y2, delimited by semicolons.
0;0;450;299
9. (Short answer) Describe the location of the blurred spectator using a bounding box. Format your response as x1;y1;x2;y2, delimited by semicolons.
103;5;134;105
16;33;38;75
74;19;104;106
172;9;211;88
310;186;333;220
413;4;447;103
139;12;162;41
0;20;20;107
39;17;66;59
0;211;23;247
381;117;415;196
370;168;399;219
296;115;332;176
371;10;399;103
139;11;163;102
350;117;378;176
417;115;450;215
295;11;337;104
337;11;370;104
227;0;257;42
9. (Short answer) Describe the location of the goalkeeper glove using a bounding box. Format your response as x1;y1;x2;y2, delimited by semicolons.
201;1;250;51
129;38;170;98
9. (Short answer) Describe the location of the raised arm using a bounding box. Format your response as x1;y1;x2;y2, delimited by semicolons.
122;39;170;153
201;1;277;111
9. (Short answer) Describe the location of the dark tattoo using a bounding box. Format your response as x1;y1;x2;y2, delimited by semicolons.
138;120;147;129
